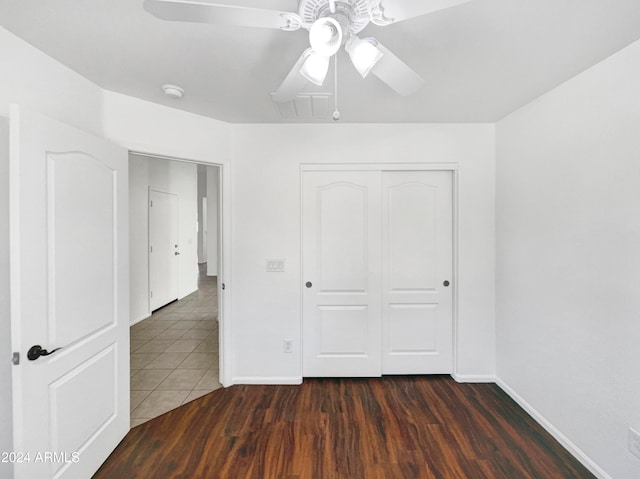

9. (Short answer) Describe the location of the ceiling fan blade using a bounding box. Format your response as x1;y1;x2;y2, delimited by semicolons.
370;43;425;96
273;50;309;102
372;0;472;25
143;0;303;30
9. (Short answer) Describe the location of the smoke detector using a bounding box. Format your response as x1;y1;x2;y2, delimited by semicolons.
162;84;184;99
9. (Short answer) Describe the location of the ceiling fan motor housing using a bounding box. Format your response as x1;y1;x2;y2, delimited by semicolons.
299;0;371;35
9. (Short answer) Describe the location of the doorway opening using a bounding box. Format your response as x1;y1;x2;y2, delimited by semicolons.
128;153;223;427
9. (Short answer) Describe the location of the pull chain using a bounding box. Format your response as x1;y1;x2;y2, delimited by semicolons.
332;54;341;121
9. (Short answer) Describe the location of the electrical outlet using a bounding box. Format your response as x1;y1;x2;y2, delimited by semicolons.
283;340;293;353
629;427;640;459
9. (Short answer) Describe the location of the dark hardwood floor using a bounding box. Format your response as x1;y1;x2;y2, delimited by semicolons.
93;376;595;479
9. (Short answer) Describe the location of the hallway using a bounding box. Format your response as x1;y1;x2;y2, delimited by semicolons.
129;264;220;427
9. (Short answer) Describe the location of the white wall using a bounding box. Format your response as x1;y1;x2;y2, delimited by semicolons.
0;118;13;479
496;39;640;478
197;165;207;263
229;124;496;383
129;155;151;323
129;154;199;322
102;91;231;165
0;27;103;136
206;166;220;276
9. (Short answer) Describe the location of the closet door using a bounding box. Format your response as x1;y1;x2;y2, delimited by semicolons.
382;171;453;374
302;171;382;377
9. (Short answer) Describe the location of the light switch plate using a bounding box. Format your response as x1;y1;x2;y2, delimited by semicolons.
266;259;285;272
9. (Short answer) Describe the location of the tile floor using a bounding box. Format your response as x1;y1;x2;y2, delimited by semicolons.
129;264;220;427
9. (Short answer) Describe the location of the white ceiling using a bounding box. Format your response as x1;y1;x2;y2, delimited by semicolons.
2;0;640;123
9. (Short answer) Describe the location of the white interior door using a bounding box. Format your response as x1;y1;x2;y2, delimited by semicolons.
9;105;129;479
149;189;179;311
382;171;453;374
302;171;382;377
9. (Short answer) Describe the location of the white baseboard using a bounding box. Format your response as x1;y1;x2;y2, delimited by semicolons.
178;286;198;301
130;313;151;326
231;376;303;385
451;373;496;383
496;378;611;479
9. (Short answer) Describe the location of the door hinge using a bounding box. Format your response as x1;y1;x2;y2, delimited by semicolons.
11;352;19;365
150;245;153;253
150;200;153;207
150;291;153;298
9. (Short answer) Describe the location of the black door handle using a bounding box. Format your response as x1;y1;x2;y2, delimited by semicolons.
27;345;62;361
305;282;312;288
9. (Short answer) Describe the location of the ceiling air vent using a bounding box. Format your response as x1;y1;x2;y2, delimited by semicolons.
271;93;332;120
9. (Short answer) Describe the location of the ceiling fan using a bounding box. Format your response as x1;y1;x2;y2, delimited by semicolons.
143;0;472;102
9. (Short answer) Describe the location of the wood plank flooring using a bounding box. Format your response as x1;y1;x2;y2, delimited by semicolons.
93;376;595;479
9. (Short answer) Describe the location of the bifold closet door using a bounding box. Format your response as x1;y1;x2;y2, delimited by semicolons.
381;171;453;374
302;171;382;377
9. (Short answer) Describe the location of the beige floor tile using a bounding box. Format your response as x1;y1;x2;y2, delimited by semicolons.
153;329;187;340
144;352;190;369
193;340;218;353
182;388;218;405
142;321;172;331
168;321;200;330
166;339;201;353
178;352;217;369
131;322;149;333
175;306;197;314
131;369;172;390
131;390;152;411
131;353;160;370
130;417;150;428
194;367;221;390
131;329;163;340
135;339;178;354
129;263;219;423
130;340;148;352
131;390;189;418
192;320;215;330
156;369;207;390
180;329;210;340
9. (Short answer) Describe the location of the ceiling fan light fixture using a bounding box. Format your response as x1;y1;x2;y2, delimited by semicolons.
346;36;383;78
299;49;330;86
309;17;343;57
